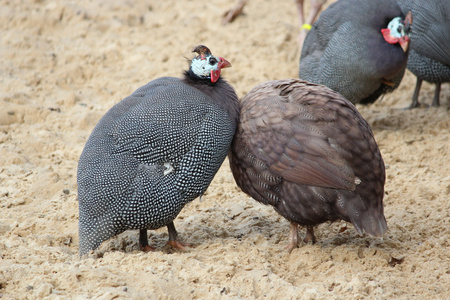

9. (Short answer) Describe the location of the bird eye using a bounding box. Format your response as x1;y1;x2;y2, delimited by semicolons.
209;57;217;65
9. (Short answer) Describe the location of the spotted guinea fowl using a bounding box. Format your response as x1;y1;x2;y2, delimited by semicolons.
77;45;239;256
229;79;387;252
299;0;412;104
396;0;450;108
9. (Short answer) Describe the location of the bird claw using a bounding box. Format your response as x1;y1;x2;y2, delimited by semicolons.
284;222;299;253
166;240;191;251
404;102;428;110
284;242;298;254
140;245;156;252
303;227;317;244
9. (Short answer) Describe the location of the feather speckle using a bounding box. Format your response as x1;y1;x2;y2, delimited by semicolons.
299;0;411;104
78;47;239;256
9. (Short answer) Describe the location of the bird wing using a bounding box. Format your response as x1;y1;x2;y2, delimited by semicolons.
111;77;211;163
300;0;411;103
240;80;365;191
110;77;235;195
397;0;450;65
411;22;450;65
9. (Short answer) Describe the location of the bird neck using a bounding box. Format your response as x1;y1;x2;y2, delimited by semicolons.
182;70;239;126
184;69;216;86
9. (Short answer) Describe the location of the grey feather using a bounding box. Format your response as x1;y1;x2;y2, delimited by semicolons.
397;0;450;107
299;0;410;104
78;72;238;255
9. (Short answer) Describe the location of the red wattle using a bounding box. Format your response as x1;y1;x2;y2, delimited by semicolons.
211;70;221;83
381;28;398;44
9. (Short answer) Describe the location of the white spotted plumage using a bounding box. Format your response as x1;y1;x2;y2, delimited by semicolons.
77;47;239;256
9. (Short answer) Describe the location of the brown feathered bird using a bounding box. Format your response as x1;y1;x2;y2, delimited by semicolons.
229;79;387;252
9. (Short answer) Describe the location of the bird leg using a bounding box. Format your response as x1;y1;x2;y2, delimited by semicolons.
431;83;441;107
296;0;324;47
285;222;299;253
139;229;156;252
304;0;323;27
295;0;306;26
303;226;316;244
222;0;248;25
166;221;190;250
409;77;423;109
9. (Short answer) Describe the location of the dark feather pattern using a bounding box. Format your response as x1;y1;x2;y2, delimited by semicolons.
299;0;410;104
396;0;450;107
229;79;387;250
78;48;239;256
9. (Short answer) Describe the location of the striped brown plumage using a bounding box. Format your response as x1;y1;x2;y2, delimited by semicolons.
229;79;387;252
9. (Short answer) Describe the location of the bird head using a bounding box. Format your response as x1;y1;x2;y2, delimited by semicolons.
381;11;412;52
189;45;231;83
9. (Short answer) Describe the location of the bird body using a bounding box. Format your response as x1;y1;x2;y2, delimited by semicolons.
299;0;411;104
78;46;239;255
229;79;387;252
396;0;450;107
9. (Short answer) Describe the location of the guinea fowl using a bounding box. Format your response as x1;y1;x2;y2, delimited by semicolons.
299;0;412;104
229;79;387;252
396;0;450;108
77;45;239;256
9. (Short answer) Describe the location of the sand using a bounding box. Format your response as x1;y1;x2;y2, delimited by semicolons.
1;0;449;299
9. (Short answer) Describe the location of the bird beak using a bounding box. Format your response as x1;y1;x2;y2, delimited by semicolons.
210;57;231;83
399;36;410;52
382;11;413;52
218;57;232;69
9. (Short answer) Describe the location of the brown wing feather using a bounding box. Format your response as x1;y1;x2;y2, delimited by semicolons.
239;79;364;191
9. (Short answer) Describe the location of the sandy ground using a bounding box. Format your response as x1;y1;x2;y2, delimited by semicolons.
1;0;449;299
